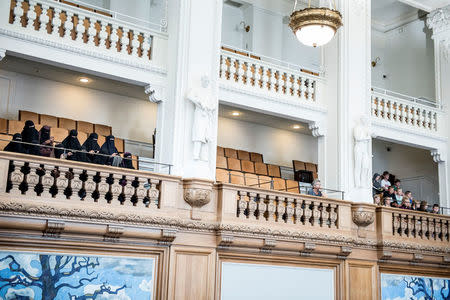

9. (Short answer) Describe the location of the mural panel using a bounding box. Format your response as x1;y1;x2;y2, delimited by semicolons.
0;251;155;300
381;273;450;300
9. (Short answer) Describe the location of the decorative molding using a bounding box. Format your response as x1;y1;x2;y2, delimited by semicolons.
443;256;450;264
301;242;316;256
412;253;424;262
217;234;234;247
104;225;124;242
159;229;177;245
431;149;446;163
184;188;211;208
43;220;65;238
145;84;165;103
308;121;326;137
0;49;5;61
427;5;450;36
371;118;448;142
379;250;393;261
260;238;277;254
339;246;353;258
352;206;375;238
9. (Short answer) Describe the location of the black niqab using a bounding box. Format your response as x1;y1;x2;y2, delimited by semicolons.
100;135;119;165
82;133;102;164
21;120;40;155
121;152;134;169
4;133;27;154
39;125;51;144
61;130;87;162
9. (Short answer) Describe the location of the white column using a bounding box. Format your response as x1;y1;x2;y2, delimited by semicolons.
155;0;223;180
431;150;449;209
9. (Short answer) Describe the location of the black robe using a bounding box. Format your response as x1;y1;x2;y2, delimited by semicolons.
121;152;134;169
82;133;102;164
4;133;28;154
39;125;53;157
100;135;119;165
21;120;40;155
61;130;87;162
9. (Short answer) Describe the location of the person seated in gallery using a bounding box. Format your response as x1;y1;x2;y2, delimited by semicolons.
373;194;381;206
383;196;393;207
400;196;412;210
411;200;420;211
21;120;40;155
383;186;396;204
82;133;102;164
121;152;134;169
418;201;429;212
4;133;28;154
372;173;383;196
395;188;404;203
100;135;121;166
380;171;391;190
38;125;54;157
393;179;401;191
404;190;413;204
307;179;327;197
59;130;87;162
431;204;440;214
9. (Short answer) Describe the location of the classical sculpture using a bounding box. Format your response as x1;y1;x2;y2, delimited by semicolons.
186;76;216;161
353;116;371;188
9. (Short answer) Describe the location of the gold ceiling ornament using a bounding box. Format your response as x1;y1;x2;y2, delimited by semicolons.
289;0;343;47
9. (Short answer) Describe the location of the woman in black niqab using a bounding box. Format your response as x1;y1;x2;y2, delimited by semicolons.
82;133;102;164
4;133;28;154
100;135;121;166
39;125;54;157
121;152;134;169
61;130;87;162
21;120;40;155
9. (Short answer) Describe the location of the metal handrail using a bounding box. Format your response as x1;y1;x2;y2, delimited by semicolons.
371;87;442;110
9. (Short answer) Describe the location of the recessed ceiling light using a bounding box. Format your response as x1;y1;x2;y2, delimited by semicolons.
292;124;301;129
79;77;90;83
231;111;241;116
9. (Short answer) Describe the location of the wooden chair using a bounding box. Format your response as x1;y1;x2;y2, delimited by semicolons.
267;164;281;178
241;160;255;173
227;157;241;171
230;171;245;185
224;148;238;158
58;118;77;131
0;118;7;134
98;135;106;147
78;131;88;145
312;171;318;180
305;162;317;172
0;133;12;151
286;180;300;193
19;110;39;124
254;162;268;176
8;120;25;135
39;114;58;128
258;175;272;190
216;156;227;169
216;146;225;157
237;150;250;161
244;173;259;187
115;138;124;153
77;121;94;134
273;177;287;191
94;124;112;136
51;128;68;143
293;160;306;171
131;155;139;169
215;168;229;183
250;152;263;163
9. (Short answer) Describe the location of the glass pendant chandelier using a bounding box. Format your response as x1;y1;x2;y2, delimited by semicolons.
289;0;343;47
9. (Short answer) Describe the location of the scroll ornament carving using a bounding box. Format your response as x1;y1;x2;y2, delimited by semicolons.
184;188;211;208
352;210;375;228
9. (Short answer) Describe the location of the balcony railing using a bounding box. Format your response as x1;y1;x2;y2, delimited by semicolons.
3;0;167;71
371;88;443;132
219;46;322;104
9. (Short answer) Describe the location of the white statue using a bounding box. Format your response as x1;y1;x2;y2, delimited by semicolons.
354;116;371;188
186;76;216;161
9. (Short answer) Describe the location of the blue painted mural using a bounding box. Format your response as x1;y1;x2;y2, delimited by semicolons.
381;273;450;300
0;251;155;300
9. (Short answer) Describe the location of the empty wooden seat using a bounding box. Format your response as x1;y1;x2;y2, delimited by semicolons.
77;121;94;134
115;138;124;153
286;180;299;193
250;152;263;163
216;155;227;169
19;111;39;124
293;160;306;171
216;168;229;183
39;114;58;128
258;175;272;189
217;146;225;157
51;127;68;143
98;135;106;147
0;118;7;134
0;134;12;151
94;124;112;136
241;160;255;173
273;177;286;191
224;148;238;158
305;162;317;172
78;131;88;144
244;173;259;187
268;164;281;178
8;120;25;135
230;171;245;185
237;150;250;161
312;171;318;180
58;118;77;130
132;155;139;169
254;162;268;175
227;157;241;171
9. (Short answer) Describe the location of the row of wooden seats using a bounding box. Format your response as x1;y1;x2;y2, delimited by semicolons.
217;146;263;163
217;156;281;177
216;169;300;193
293;160;318;180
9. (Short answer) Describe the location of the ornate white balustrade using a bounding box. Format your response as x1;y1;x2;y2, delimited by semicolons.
219;49;321;103
371;88;442;132
392;210;449;242
2;0;167;71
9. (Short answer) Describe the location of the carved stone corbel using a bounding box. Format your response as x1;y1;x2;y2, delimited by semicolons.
145;83;165;103
443;256;450;264
183;179;213;220
301;242;316;256
217;234;234;248
352;204;375;238
0;49;6;62
412;253;424;263
379;250;393;261
104;225;124;242
43;220;65;238
260;239;276;254
338;246;352;259
308;121;326;137
159;229;177;245
431;149;445;163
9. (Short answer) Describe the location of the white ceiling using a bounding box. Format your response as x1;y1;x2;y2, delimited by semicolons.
372;0;420;32
398;0;450;12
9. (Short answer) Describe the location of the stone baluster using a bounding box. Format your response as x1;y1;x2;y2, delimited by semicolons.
123;175;135;206
148;179;160;209
142;33;151;59
281;73;287;95
51;8;62;37
41;165;55;197
237;60;245;85
329;204;338;228
131;31;141;58
87;19;97;46
98;21;108;50
25;163;40;196
386;100;392;120
219;56;227;79
419;216;427;239
97;172;110;204
120;28;130;54
229;58;237;82
13;0;24;27
268;70;277;93
254;64;262;88
55;167;69;200
400;214;408;236
262;66;270;91
237;191;248;219
375;97;381;118
392;213;400;235
311;202;321;226
407;215;415;237
39;4;50;33
285;198;295;224
303;200;313;226
294;199;304;225
300;78;307;101
432;112;437;131
9;162;24;195
276;197;286;223
435;219;442;241
70;169;83;200
110;24;119;52
307;79;314;101
26;1;37;30
393;102;399;122
429;219;436;240
243;62;251;85
407;106;413;126
75;14;86;42
247;192;257;220
64;11;74;41
84;170;97;202
424;111;430;130
442;221;448;242
110;174;123;205
292;75;300;98
136;178;148;207
256;194;267;221
371;96;376;116
274;71;280;93
266;195;276;222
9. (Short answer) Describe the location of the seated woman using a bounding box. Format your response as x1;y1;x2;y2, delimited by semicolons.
4;133;28;154
383;196;393;207
60;130;87;162
121;152;134;169
21;120;40;155
307;179;328;197
373;194;381;206
372;173;383;196
82;133;102;164
38;125;54;157
400;196;412;209
418;201;429;212
100;135;121;166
